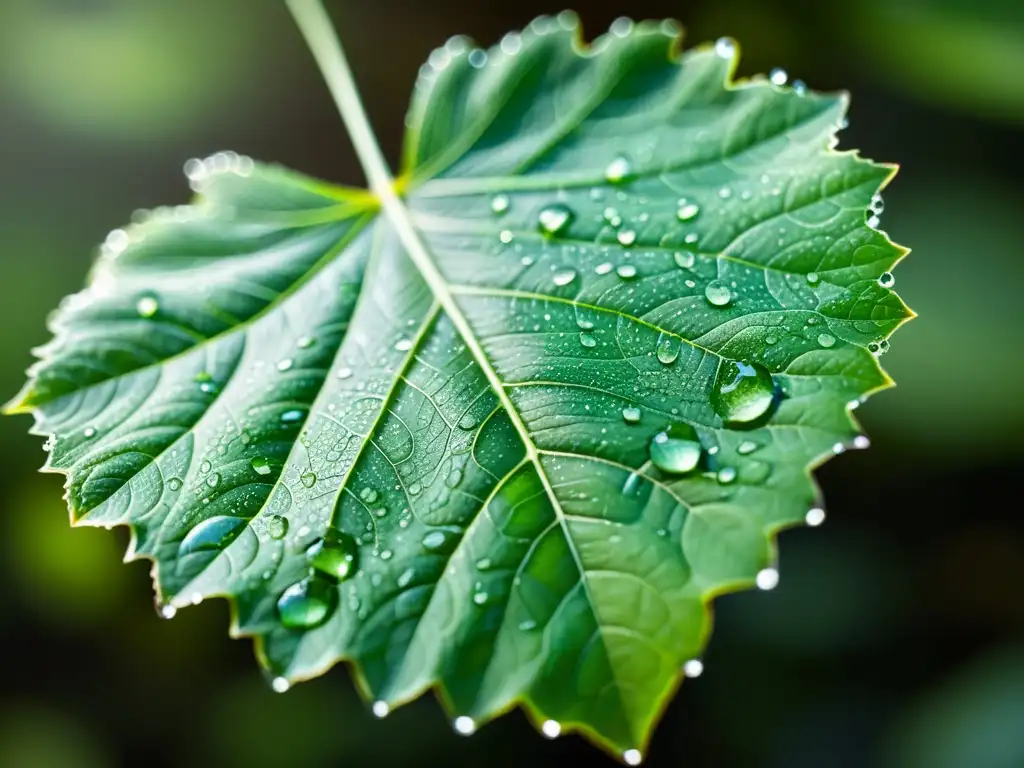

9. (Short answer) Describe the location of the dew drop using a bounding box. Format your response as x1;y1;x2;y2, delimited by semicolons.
272;677;290;693
624;749;643;766
817;333;836;348
454;716;476;735
373;701;390;718
518;619;537;631
853;435;870;449
683;659;704;678
756;567;779;590
473;591;488;605
737;440;759;455
579;332;597;348
179;515;246;557
397;568;415;588
717;466;737;484
807;271;820;285
297;336;316;349
159;604;177;619
542;720;561;739
267;514;288;540
206;472;221;488
166;477;183;492
422;530;447;550
769;67;788;85
676;201;700;221
360;487;378;503
394;338;413;352
621;406;642;424
617;229;637;247
136;295;159;318
805;508;826;526
277;576;337;629
605;155;632;183
490;194;510;214
277;358;294;372
674;250;695;269
877;271;895;288
718;186;732;199
711;360;776;425
603;207;622;228
704;280;732;307
307;530;359;583
616;264;638;280
251;456;273;476
499;230;514;244
552;269;577;287
656;334;680;364
595;262;614;275
337;366;354;379
648;423;702;475
538;203;574;236
300;471;317;488
714;37;736;59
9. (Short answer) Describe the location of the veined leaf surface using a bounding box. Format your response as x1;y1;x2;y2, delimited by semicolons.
8;12;911;761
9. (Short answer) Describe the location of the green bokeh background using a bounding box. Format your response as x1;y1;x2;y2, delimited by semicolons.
0;1;1021;766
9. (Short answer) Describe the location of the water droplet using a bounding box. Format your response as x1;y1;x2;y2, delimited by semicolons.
704;280;732;306
454;716;476;735
491;194;510;214
280;409;305;425
807;272;820;285
166;477;183;492
805;508;826;526
617;229;637;247
718;186;732;199
870;194;885;214
552;269;577;287
792;79;807;96
307;530;359;582
595;262;614;275
300;471;317;488
397;568;415;588
817;333;836;348
373;701;390;717
297;336;316;349
756;567;779;590
267;514;288;540
624;749;643;766
277;576;337;629
538;203;574;236
272;677;290;693
605;155;632;184
769;67;788;85
542;720;561;739
251;456;273;476
648;423;702;475
422;530;447;550
277;358;294;372
711;360;776;425
518;619;537;631
877;271;895;288
674;251;695;269
337;366;353;379
394;338;413;352
656;334;680;364
717;466;737;484
853;435;870;449
737;440;759;455
683;659;704;678
206;472;221;488
380;549;393;561
473;591;488;605
714;37;736;59
603;207;622;228
136;295;159;318
179;515;246;556
867;214;881;229
499;230;514;244
580;332;598;348
676;201;700;221
360;487;378;504
616;263;637;278
622;406;642;424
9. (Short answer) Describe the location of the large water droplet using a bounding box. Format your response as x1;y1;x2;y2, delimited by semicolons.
179;516;246;557
737;440;759;455
617;229;637;247
360;487;378;503
622;406;642;424
623;749;643;766
307;530;359;582
580;332;597;348
267;514;288;540
817;333;836;348
711;360;776;425
717;466;738;484
676;201;700;221
300;471;317;488
136;295;159;318
715;37;735;59
704;280;732;306
277;576;337;630
877;271;895;288
616;263;637;278
552;269;577;287
769;67;788;85
648;423;702;474
605;155;632;183
542;720;561;739
251;456;273;476
277;358;294;372
422;530;447;550
674;250;695;269
454;716;476;735
538;203;574;236
655;333;680;364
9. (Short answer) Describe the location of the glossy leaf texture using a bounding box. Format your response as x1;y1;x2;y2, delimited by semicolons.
8;15;911;762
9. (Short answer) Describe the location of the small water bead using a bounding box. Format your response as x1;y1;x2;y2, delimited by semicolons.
704;280;732;307
676;201;700;221
624;749;643;766
683;659;704;678
649;423;703;475
307;530;359;582
280;409;306;425
159;604;177;619
394;338;413;352
267;514;289;540
737;440;759;455
537;203;574;236
359;487;378;504
877;271;895;288
277;358;294;372
297;336;316;349
541;720;562;739
617;229;637;247
769;67;788;86
454;716;476;736
337;366;353;379
870;194;885;214
136;295;159;318
717;466;737;484
579;332;598;348
473;591;488;605
792;79;807;96
491;194;510;214
621;406;642;424
519;619;538;631
552;269;577;287
674;251;695;269
756;567;780;590
595;262;614;275
251;456;273;476
277;576;337;630
179;515;246;556
616;263;637;278
711;360;776;425
806;272;820;285
372;701;390;718
853;435;871;449
714;37;736;59
272;677;291;693
817;333;836;348
422;530;447;550
499;230;514;244
605;155;632;183
603;207;622;228
166;477;183;492
805;508;826;527
300;471;317;488
656;334;680;364
206;472;221;488
200;460;212;474
718;187;732;199
397;568;415;588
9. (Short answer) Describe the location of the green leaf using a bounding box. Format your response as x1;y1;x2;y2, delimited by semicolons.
8;12;911;762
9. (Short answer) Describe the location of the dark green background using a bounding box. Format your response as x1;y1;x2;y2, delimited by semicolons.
1;1;1021;766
